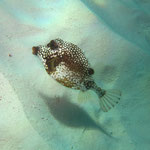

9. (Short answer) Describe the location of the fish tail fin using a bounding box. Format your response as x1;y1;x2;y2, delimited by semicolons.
96;88;121;112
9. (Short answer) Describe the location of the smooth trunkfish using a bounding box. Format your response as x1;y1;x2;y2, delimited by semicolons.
32;38;121;112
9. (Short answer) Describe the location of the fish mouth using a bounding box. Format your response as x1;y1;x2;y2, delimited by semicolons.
32;46;39;55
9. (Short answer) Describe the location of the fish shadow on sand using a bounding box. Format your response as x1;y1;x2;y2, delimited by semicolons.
39;93;111;137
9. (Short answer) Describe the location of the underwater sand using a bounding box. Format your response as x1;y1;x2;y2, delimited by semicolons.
0;0;150;150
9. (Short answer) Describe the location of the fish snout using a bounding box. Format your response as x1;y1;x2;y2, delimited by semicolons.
32;46;39;55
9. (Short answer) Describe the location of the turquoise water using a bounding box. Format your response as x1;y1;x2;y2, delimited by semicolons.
0;0;150;150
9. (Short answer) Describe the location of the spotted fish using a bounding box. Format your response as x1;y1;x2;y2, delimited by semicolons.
32;38;121;112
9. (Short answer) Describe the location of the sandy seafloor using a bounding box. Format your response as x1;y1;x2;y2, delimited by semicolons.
0;0;150;150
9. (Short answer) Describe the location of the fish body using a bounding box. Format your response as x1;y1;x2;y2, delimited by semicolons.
32;38;121;112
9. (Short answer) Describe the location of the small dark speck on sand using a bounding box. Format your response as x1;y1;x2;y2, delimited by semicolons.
8;54;12;57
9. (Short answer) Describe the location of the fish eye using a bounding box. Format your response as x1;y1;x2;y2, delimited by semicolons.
87;68;94;75
47;40;58;50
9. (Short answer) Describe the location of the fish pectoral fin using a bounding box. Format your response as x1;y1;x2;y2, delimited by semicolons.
46;57;58;72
